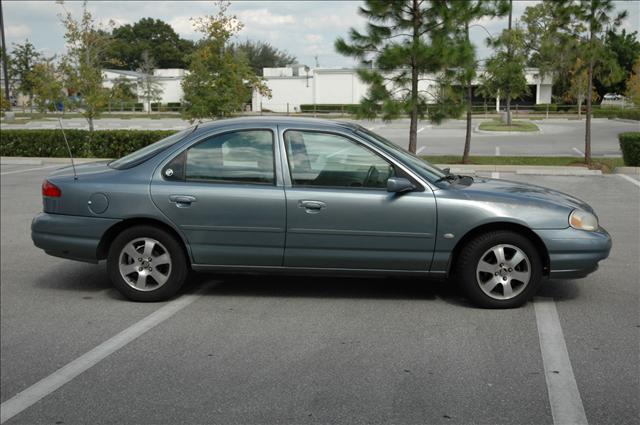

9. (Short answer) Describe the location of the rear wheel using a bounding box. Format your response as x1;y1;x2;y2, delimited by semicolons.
107;225;188;302
455;231;543;308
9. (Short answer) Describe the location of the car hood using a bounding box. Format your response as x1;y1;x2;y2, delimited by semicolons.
457;177;594;213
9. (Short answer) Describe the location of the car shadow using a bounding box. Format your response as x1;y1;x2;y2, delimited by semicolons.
185;272;475;307
34;262;125;300
537;279;581;302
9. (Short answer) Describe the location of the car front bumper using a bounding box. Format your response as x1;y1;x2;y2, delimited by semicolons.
535;226;612;279
31;213;120;263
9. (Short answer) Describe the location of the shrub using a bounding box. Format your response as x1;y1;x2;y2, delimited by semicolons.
593;108;640;120
533;103;557;112
619;132;640;166
0;129;178;158
299;104;359;113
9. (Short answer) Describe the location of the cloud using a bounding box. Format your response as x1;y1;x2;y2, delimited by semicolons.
305;34;323;44
303;14;353;29
237;9;295;27
168;16;198;38
5;24;31;38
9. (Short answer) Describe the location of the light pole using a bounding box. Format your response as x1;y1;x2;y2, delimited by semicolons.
0;0;10;99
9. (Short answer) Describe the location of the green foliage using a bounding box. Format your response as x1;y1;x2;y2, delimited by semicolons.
181;2;269;121
229;40;296;76
109;76;136;102
627;57;640;106
105;18;196;70
27;60;66;113
0;129;177;158
9;40;41;101
335;0;468;152
0;90;11;115
593;108;640;120
60;1;113;130
618;132;640;166
478;119;539;132
299;104;358;113
480;28;530;103
600;29;640;95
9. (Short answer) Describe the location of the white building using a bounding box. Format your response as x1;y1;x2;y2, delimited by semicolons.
103;68;186;110
252;67;553;113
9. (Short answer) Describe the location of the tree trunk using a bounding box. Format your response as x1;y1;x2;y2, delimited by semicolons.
463;83;472;164
584;59;593;164
408;0;420;154
578;97;582;120
506;0;513;127
88;116;94;132
506;96;512;126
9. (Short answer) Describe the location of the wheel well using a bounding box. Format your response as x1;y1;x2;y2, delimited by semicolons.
97;218;191;264
447;222;550;277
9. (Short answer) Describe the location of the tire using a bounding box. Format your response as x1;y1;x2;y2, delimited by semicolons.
455;230;543;309
107;225;188;302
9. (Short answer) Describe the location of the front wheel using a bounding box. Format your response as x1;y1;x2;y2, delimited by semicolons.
107;225;188;302
455;231;543;308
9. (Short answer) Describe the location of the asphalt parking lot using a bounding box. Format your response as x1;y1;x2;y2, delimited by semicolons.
1;163;638;425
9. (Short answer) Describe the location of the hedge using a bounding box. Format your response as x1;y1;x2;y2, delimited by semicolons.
0;129;178;158
619;132;640;166
299;104;359;113
593;108;640;121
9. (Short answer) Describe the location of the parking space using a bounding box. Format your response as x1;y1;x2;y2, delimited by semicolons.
1;164;638;424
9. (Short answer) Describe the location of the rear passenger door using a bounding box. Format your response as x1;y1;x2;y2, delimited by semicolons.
150;128;286;266
280;129;437;271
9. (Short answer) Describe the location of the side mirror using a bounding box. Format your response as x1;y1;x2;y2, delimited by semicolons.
387;177;415;193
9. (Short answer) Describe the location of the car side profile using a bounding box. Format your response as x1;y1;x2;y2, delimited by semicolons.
32;117;611;308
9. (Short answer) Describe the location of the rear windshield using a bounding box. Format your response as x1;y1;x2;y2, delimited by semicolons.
108;126;196;170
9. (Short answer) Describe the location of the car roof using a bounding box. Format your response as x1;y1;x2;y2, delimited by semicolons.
191;116;361;133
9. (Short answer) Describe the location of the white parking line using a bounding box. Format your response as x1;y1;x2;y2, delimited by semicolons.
417;126;426;133
572;147;585;157
491;171;500;179
495;146;501;156
416;146;426;154
0;165;62;176
616;174;640;188
534;299;588;425
0;282;214;424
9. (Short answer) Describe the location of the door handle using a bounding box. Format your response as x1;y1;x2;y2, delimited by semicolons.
298;200;326;213
169;195;197;207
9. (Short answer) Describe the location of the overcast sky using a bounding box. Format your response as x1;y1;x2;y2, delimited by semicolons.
2;1;639;69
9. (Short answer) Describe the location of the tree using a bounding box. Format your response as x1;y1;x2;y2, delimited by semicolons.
10;40;41;110
521;0;578;98
335;0;462;154
28;58;65;113
59;1;113;131
106;18;196;70
599;29;640;96
436;0;508;164
574;0;627;164
565;57;598;119
109;75;136;104
181;1;269;121
626;57;640;106
229;40;296;76
480;26;530;125
137;51;164;114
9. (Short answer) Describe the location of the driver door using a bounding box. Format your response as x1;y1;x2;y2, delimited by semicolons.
281;129;437;271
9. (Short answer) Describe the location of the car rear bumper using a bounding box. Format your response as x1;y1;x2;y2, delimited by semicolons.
535;226;612;279
31;213;120;263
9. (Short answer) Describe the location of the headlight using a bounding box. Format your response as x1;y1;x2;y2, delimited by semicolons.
569;209;598;231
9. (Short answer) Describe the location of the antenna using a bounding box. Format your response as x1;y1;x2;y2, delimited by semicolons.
58;117;77;180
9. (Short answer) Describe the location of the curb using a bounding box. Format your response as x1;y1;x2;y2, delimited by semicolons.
613;166;640;175
473;124;542;135
612;118;639;124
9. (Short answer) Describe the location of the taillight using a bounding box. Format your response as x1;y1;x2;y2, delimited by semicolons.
42;180;62;198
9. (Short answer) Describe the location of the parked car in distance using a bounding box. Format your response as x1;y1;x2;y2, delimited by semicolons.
32;118;612;308
603;93;624;101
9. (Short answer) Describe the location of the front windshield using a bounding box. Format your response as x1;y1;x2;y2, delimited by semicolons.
108;126;196;170
356;127;446;182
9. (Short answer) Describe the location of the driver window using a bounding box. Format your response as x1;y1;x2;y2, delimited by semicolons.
284;130;395;189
